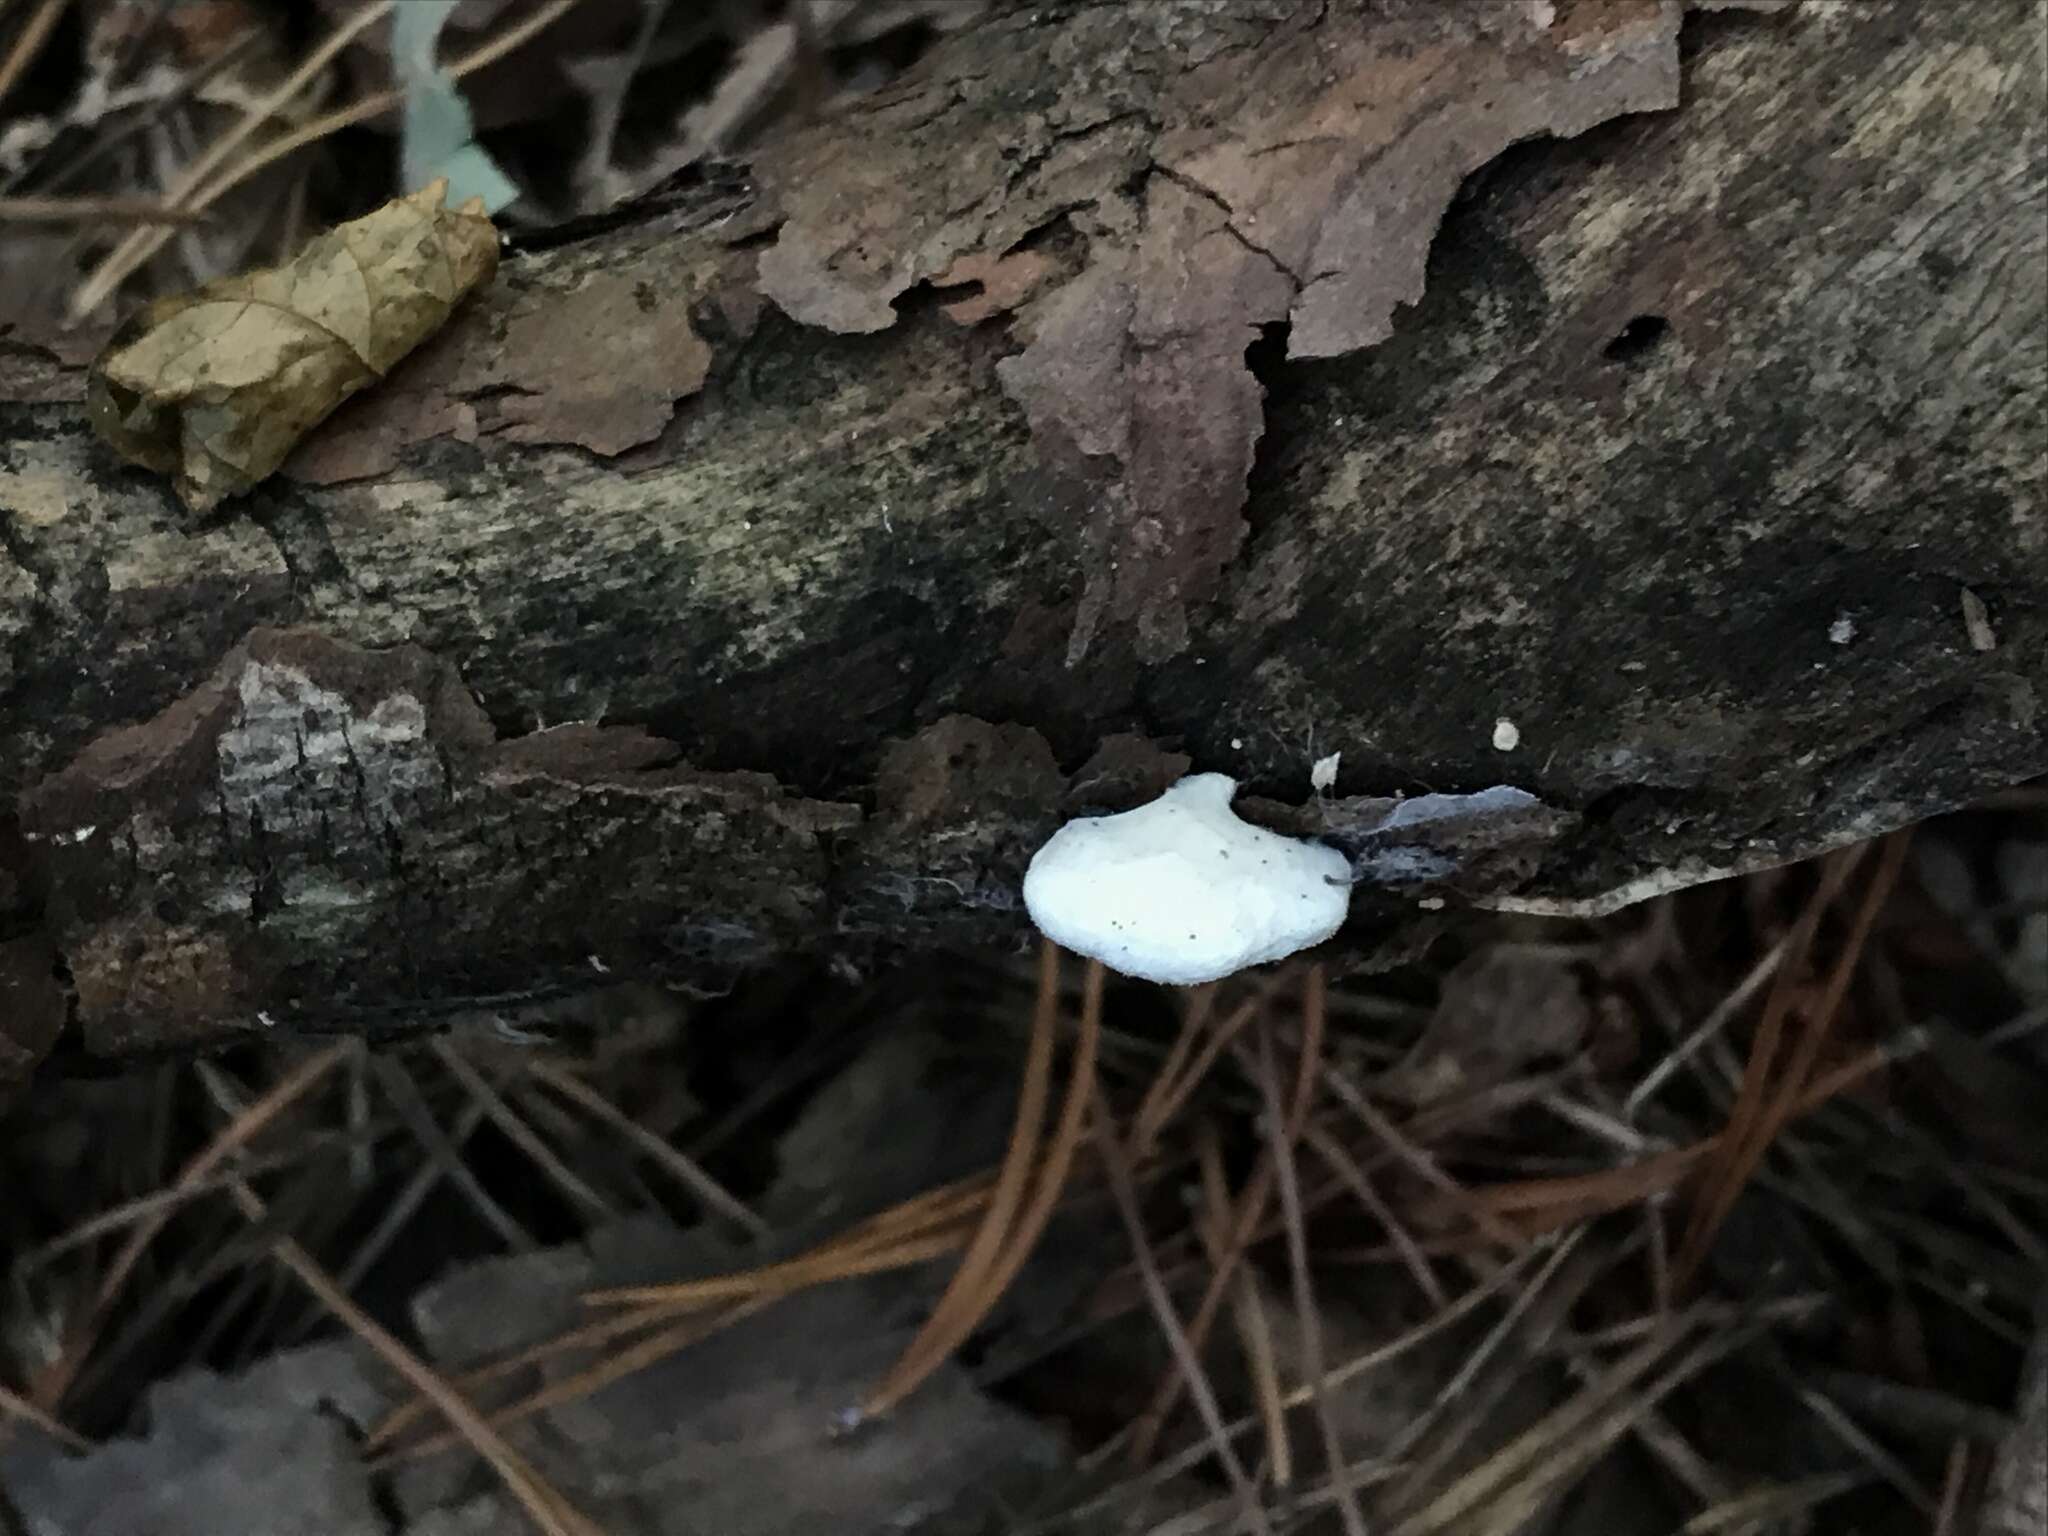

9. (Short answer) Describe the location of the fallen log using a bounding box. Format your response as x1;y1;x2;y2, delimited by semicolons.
1;0;2040;1072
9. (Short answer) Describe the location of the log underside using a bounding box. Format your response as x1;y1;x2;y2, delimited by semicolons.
0;0;2042;1074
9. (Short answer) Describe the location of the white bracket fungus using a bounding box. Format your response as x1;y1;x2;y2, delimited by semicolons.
1022;773;1352;986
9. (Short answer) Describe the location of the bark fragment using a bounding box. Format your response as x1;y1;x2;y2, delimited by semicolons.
22;629;858;1051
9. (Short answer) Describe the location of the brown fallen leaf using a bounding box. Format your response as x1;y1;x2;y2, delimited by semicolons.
87;179;498;513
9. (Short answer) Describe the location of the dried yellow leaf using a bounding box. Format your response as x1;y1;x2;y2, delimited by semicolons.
87;179;498;513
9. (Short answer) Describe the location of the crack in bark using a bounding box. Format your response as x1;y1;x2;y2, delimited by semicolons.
246;491;352;600
1147;160;1305;288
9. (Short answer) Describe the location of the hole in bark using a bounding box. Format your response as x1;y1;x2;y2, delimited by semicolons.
725;222;782;253
1239;318;1295;538
920;275;988;310
1603;314;1669;364
827;17;940;80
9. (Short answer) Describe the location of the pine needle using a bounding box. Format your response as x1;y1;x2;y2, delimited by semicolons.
0;1380;88;1454
433;1042;619;1224
1092;1079;1272;1536
1196;1124;1292;1488
223;1178;603;1536
28;1045;348;1415
1253;973;1367;1536
524;1059;768;1238
0;0;68;113
1675;833;1908;1290
69;0;589;316
860;939;1062;1418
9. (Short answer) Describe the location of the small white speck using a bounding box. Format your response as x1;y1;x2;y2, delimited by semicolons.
1417;896;1445;910
1961;588;1996;652
1230;737;1243;750
587;954;611;974
257;1011;277;1029
1310;751;1341;792
1828;613;1855;645
1491;717;1520;752
59;824;97;845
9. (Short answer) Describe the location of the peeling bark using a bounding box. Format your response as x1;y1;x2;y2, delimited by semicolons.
1;0;2043;1064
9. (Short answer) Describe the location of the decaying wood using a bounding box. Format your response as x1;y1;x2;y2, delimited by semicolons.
1;0;2042;1065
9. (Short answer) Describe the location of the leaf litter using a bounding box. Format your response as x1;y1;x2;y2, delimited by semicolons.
3;790;2045;1533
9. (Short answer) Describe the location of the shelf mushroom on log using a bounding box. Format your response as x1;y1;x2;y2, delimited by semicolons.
0;0;2041;1075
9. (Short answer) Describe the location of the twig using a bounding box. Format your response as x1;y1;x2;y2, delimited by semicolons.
586;1226;974;1315
347;1041;372;1190
573;0;674;205
377;1155;1059;1456
368;1299;716;1456
1430;1062;1894;1242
